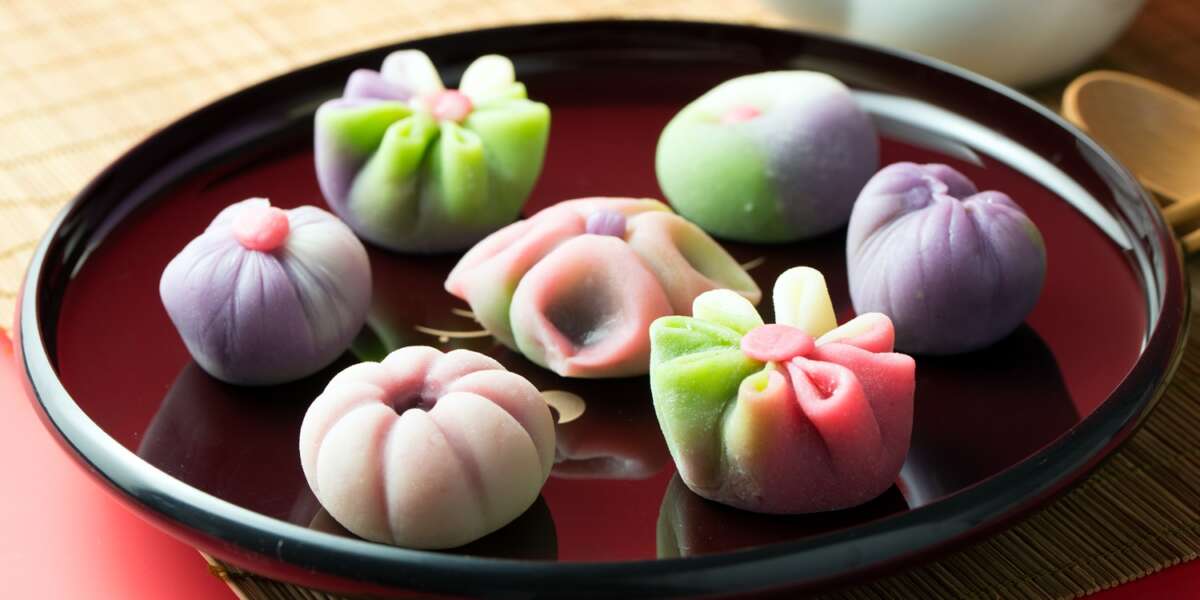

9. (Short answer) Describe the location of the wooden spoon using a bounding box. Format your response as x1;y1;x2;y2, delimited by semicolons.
1062;70;1200;254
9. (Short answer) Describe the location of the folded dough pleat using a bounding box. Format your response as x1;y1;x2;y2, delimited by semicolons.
786;357;884;479
627;211;762;313
465;100;551;220
509;235;673;378
421;122;488;224
444;208;586;346
314;100;413;206
811;343;915;477
346;113;439;243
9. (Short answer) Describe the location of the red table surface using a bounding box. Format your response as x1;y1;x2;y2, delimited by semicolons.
1;331;1197;600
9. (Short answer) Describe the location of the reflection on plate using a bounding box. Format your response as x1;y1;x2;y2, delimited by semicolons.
137;360;342;523
547;394;669;481
900;326;1076;507
309;498;558;561
658;474;908;558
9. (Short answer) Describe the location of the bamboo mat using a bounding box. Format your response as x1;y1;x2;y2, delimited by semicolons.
3;1;1199;599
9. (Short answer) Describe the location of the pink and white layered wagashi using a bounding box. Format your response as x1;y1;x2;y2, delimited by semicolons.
444;198;761;378
649;267;915;513
298;347;555;548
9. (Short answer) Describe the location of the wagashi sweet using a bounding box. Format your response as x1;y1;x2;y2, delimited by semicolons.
444;197;760;378
649;267;914;513
315;50;550;253
846;162;1046;354
656;71;878;242
298;346;555;548
159;198;371;385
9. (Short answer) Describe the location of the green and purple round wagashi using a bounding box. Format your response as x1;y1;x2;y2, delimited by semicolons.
315;50;550;253
656;71;878;243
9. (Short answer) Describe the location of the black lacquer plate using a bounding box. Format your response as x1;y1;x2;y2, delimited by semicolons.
17;20;1188;599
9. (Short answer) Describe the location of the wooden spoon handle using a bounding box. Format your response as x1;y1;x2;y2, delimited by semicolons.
1180;228;1200;256
1157;197;1200;257
1161;196;1200;231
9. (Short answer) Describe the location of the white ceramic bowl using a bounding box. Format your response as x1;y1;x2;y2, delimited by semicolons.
762;0;1146;87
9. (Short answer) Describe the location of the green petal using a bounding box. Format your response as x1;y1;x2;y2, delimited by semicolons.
317;101;412;157
649;315;743;365
650;346;762;489
463;99;550;224
348;112;439;235
423;122;489;224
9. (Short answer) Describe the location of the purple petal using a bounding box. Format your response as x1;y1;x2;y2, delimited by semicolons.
344;69;412;101
585;210;627;237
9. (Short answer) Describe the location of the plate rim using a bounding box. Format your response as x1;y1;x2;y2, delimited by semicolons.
16;18;1191;597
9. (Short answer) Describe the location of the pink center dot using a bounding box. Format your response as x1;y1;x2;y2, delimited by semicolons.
721;104;761;124
428;90;473;123
741;324;814;363
232;204;290;252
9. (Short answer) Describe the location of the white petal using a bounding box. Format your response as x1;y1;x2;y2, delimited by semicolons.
380;49;444;95
692;289;762;335
773;267;837;337
459;54;515;101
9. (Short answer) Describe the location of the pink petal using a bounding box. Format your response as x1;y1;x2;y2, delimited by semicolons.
509;235;673;378
740;324;815;363
815;312;896;353
786;357;884;481
444;207;583;296
811;342;915;477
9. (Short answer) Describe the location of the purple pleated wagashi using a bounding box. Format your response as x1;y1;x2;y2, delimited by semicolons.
160;198;372;385
846;162;1046;355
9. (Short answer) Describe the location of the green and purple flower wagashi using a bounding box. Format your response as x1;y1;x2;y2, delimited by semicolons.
315;50;550;253
650;267;915;514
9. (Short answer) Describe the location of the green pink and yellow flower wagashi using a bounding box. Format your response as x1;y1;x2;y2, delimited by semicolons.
650;267;915;513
